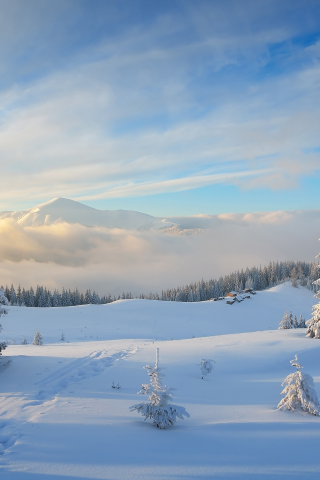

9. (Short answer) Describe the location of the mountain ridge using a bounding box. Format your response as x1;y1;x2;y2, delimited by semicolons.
0;197;175;231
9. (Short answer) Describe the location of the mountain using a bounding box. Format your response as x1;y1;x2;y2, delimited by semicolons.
0;198;174;231
2;198;320;239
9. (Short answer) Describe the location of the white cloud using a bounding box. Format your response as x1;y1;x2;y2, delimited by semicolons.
0;4;319;208
0;210;319;295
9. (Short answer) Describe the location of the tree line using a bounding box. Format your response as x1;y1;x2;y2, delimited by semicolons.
2;260;319;308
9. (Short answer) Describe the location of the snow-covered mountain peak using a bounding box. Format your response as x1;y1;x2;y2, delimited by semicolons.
0;198;175;231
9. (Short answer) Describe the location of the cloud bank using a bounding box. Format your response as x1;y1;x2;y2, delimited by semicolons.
0;210;319;295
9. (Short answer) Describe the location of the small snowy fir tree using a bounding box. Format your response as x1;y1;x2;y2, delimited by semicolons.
278;311;292;330
0;288;9;318
21;336;28;345
61;331;65;341
292;315;298;329
291;267;298;287
130;348;190;429
298;314;306;329
306;251;320;337
197;358;215;379
278;355;319;416
0;288;9;356
33;330;43;345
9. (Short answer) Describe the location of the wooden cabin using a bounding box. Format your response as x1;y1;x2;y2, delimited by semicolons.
225;291;238;298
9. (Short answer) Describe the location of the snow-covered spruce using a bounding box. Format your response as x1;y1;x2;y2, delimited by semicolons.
33;330;43;345
298;314;306;328
130;348;190;429
197;358;215;379
306;252;320;337
0;287;9;318
0;287;9;356
277;355;319;416
278;310;292;330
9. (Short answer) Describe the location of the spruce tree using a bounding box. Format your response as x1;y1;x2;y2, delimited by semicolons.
278;311;292;330
10;285;17;305
278;355;319;416
306;249;320;338
298;314;306;328
130;348;190;429
197;358;215;379
0;288;9;356
29;287;35;307
52;290;61;307
291;267;298;287
33;330;43;345
292;315;298;329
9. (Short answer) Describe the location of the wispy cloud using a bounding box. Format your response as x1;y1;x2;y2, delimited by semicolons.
0;1;319;210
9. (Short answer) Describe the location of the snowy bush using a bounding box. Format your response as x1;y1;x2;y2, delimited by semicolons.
111;382;121;389
130;348;190;429
197;358;215;379
33;330;43;345
278;311;292;329
278;355;319;416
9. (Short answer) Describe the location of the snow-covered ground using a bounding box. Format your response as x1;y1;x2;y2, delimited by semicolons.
1;283;320;479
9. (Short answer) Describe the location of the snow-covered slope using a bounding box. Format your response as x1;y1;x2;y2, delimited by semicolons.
0;283;314;343
0;198;173;230
1;283;320;479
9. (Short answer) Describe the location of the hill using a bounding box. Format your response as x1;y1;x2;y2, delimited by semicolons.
1;283;320;479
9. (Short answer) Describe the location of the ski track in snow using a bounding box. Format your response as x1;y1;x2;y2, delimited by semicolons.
0;419;21;457
0;345;138;455
27;347;136;406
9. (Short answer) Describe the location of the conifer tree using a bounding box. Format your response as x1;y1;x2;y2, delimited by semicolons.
0;288;9;356
92;291;100;304
291;267;298;287
298;314;306;328
306;251;320;338
278;355;319;416
278;311;292;330
16;284;22;305
52;290;61;307
29;287;35;307
197;358;215;379
10;284;17;305
130;348;190;429
33;330;43;345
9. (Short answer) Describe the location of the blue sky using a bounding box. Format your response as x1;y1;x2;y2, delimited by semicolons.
1;0;320;215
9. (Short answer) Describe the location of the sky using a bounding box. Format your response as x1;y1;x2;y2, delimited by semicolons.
1;0;320;216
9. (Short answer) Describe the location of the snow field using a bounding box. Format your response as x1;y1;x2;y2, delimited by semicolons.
1;283;320;479
0;282;315;344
